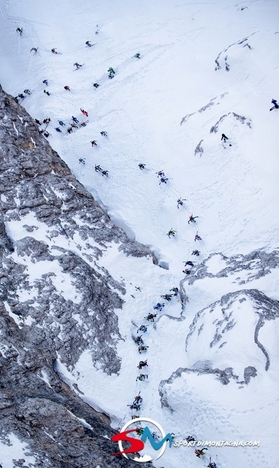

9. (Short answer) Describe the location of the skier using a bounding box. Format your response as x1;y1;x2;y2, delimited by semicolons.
35;119;41;125
270;99;279;111
18;93;25;99
207;458;217;468
67;127;73;134
194;232;202;241
170;287;179;296
185;435;195;442
137;360;148;369
138;345;149;354
24;89;31;95
153;303;164;311
16;27;23;35
44;131;50;138
135;336;144;345
85;40;93;47
30;47;38;53
177;198;186;208
161;294;173;301
128;403;141;411
137;325;147;333
95;165;102;172
91;140;98;146
133;393;143;404
44;90;50;96
80;122;87;127
72;116;79;124
195;448;208;458
221;133;228;141
55;127;62;133
42;79;48;86
51;48;58;54
58;120;65;126
81;108;88;117
159;177;168;184
136;374;148;381
183;268;191;275
138;163;146;170
64;85;70;91
168;228;176;238
101;170;109;177
146;313;157;322
71;123;78;128
43;118;51;125
156;170;165;178
100;131;108;137
188;215;199;224
184;261;194;267
93;83;100;88
108;67;116;78
192;249;200;256
79;158;85;164
74;62;83;69
134;52;141;59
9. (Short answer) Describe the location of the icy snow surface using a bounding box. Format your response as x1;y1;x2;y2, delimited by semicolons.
1;0;279;467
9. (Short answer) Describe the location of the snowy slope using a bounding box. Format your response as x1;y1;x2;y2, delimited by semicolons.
1;0;279;467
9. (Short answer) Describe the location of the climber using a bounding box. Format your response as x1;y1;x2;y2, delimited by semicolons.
194;232;202;241
221;133;228;141
100;131;108;137
161;294;173;301
170;287;179;296
42;79;48;86
168;228;176;238
138;163;146;170
43;131;49;138
67;127;73;134
135;336;144;345
79;158;85;164
137;325;147;333
133;393;143;404
58;120;65;126
55;127;62;133
128;403;141;411
85;40;93;47
43;118;51;125
138;345;149;354
195;448;208;458
192;250;200;256
24;89;31;95
185;435;195;442
44;90;50;96
159;177;168;184
207;457;217;468
137;360;148;369
72;116;79;124
74;62;83;69
51;48;58;54
93;83;100;88
134;52;141;59
270;99;279;111
146;313;157;322
153;303;164;311
30;47;38;53
108;67;116;78
35;119;41;125
156;170;165;178
16;27;23;35
188;215;199;224
183;268;191;275
136;374;148;381
101;170;109;177
95;165;102;172
184;261;194;267
80;108;88;117
64;85;70;91
91;140;97;146
177;198;186;208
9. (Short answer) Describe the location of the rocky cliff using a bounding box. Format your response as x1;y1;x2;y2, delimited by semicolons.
0;84;155;468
